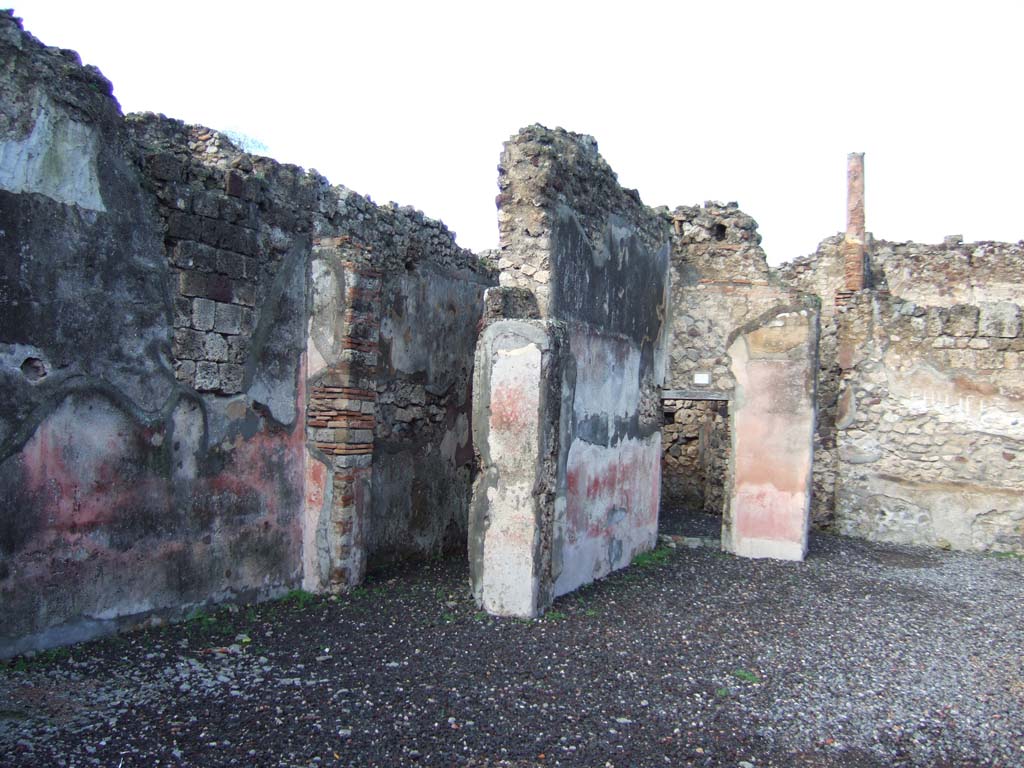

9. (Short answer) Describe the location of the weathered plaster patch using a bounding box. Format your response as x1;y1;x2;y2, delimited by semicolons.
478;338;543;616
0;95;105;211
301;452;331;592
725;311;816;561
886;356;1024;440
555;434;660;597
570;330;640;425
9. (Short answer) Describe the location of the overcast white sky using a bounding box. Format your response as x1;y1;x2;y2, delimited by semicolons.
12;1;1024;264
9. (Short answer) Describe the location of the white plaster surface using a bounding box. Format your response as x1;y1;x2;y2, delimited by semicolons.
0;95;105;211
479;342;542;617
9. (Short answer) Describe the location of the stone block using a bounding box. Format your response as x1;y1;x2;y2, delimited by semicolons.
978;302;1021;338
926;307;945;336
216;249;246;279
194;360;220;391
239;307;257;336
148;152;183;182
219;363;244;394
227;336;247;364
173;328;205;360
332;428;372;443
174;359;195;384
944;305;979;337
220;197;251;225
335;454;372;469
192;298;215;331
193;189;222;218
224;170;244;197
178;270;208;298
173;296;191;328
202;332;228;362
172;240;218;272
167;212;202;241
233;282;256;307
213;302;242;335
221;223;259;257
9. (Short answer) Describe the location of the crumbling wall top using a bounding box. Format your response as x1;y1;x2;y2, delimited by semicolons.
670;201;773;284
125;112;495;281
495;124;668;320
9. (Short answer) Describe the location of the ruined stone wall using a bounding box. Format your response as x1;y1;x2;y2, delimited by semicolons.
666;203;819;532
471;126;670;616
776;235;846;526
778;234;1024;540
668;203;779;392
871;239;1024;307
122;113;495;589
834;292;1023;550
0;13;494;655
0;16;306;657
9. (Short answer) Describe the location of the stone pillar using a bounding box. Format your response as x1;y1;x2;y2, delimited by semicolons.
304;242;380;593
469;318;564;617
724;307;818;561
841;152;866;292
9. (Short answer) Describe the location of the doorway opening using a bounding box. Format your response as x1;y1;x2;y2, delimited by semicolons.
660;390;730;540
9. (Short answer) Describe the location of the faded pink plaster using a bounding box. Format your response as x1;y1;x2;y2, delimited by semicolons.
8;359;308;642
490;381;531;433
728;315;815;560
733;484;807;541
557;435;661;595
19;402;164;538
305;459;327;513
732;363;812;542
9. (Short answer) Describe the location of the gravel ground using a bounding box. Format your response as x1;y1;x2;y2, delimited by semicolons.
2;510;1022;768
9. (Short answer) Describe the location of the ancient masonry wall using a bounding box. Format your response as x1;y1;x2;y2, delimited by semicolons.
0;13;494;656
124;112;494;592
668;203;782;392
470;126;670;617
777;234;846;526
665;203;821;525
781;233;1024;552
0;19;308;657
870;238;1024;307
834;284;1023;551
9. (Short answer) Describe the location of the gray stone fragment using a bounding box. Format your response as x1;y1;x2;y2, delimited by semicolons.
219;364;244;394
213;302;242;335
195;360;220;391
174;328;205;360
978;302;1021;338
192;298;215;331
203;333;228;362
335;454;372;469
839;445;882;464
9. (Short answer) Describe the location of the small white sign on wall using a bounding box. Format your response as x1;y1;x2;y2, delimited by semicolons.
693;372;711;386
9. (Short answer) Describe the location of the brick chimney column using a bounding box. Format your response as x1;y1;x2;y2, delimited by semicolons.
842;152;866;291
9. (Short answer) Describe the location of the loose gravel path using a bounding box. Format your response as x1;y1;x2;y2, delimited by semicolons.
2;512;1022;767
